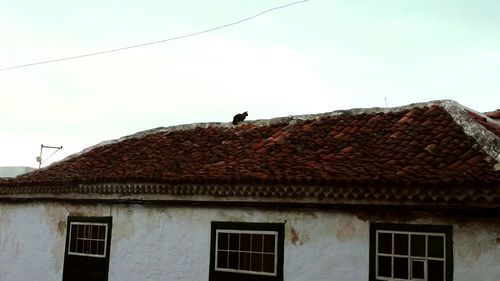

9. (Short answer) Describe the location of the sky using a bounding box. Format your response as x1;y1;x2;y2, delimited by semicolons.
1;0;499;168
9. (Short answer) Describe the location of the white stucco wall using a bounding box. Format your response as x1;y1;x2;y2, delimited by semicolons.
0;202;498;281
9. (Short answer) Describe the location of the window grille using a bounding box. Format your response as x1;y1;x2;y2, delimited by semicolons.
370;223;452;281
68;222;108;258
215;230;278;276
209;221;284;281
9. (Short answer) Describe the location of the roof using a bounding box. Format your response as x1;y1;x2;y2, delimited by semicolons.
468;110;500;136
485;109;500;121
1;100;499;210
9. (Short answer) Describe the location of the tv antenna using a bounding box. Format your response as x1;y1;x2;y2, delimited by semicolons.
36;144;63;168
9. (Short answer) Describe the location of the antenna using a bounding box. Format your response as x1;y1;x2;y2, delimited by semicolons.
36;144;63;168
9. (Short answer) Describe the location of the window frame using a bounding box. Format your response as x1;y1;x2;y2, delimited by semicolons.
209;221;285;281
369;223;453;281
214;229;279;276
67;221;109;258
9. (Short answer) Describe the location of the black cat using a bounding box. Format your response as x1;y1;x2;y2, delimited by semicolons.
232;111;248;125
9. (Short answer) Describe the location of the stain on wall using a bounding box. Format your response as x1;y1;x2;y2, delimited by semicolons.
57;220;66;236
290;227;300;245
454;220;500;267
335;215;355;242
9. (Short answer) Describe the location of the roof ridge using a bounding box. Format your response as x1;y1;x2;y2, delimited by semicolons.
123;99;465;133
440;101;500;166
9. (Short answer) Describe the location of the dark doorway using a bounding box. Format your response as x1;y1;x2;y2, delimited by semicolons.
62;216;112;281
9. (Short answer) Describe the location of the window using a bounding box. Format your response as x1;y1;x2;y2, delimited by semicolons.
215;230;278;275
68;222;108;258
369;223;453;281
63;216;112;281
209;222;284;281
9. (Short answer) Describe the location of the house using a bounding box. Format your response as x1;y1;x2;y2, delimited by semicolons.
0;100;498;281
0;166;36;178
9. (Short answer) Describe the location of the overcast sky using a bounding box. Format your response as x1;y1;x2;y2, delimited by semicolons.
1;0;499;168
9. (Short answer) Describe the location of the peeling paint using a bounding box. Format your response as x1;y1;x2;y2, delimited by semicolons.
288;227;310;246
216;209;244;222
304;211;317;219
290;227;300;245
355;210;431;223
57;220;66;236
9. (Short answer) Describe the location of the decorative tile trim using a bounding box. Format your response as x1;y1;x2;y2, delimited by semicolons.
1;183;498;208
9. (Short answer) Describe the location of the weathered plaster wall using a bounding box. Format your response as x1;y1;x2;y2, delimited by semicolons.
453;220;500;280
107;206;369;281
0;203;498;281
0;203;111;281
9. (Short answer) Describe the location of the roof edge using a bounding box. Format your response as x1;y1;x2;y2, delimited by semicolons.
440;101;500;165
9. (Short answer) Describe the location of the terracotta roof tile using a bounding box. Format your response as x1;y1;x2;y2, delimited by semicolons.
485;109;500;120
467;110;500;136
0;101;499;207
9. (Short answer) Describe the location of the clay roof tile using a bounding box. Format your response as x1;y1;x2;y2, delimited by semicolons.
1;100;498;193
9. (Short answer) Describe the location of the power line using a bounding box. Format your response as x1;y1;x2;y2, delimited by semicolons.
0;0;309;72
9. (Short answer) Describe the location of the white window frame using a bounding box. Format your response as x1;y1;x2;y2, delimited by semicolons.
375;230;446;281
67;222;108;258
215;229;278;276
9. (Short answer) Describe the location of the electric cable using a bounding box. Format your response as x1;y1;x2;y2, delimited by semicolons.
0;0;309;72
